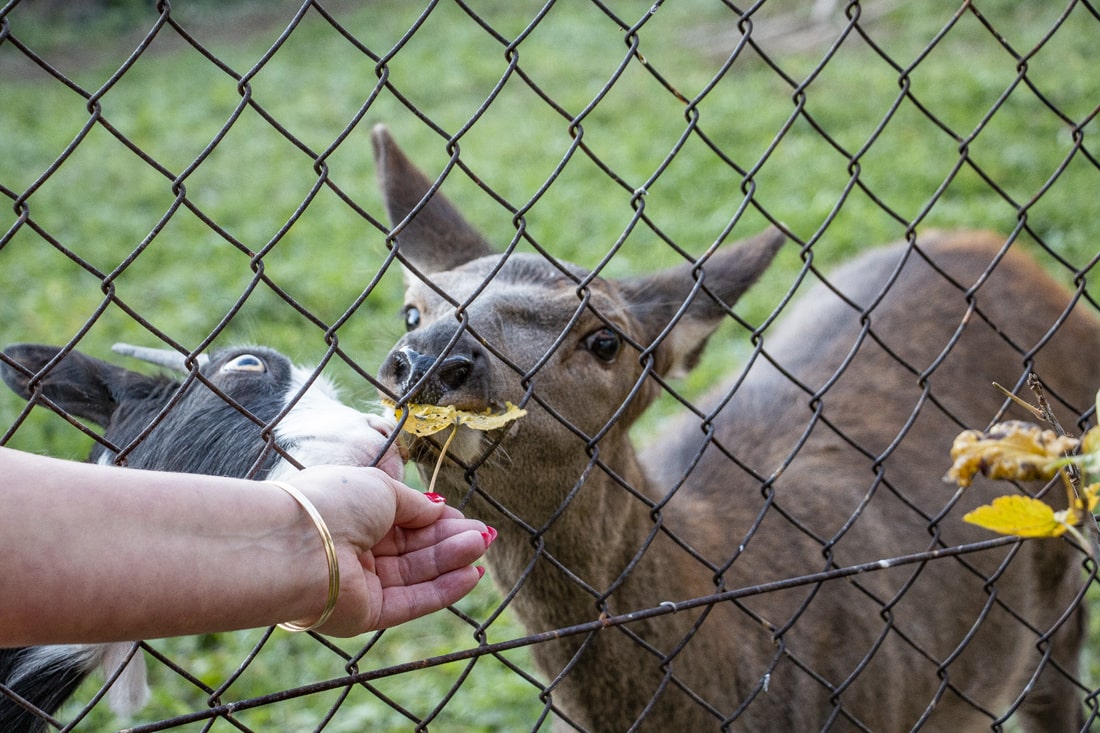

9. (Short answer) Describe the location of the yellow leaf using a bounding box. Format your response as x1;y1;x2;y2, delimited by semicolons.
1081;426;1100;456
457;404;529;431
382;400;527;437
389;403;460;437
1071;426;1100;477
963;495;1068;538
946;420;1079;488
1073;482;1100;516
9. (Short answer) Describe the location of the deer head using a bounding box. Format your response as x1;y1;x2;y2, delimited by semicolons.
373;126;784;511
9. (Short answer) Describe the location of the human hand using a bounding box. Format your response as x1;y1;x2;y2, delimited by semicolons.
278;465;492;636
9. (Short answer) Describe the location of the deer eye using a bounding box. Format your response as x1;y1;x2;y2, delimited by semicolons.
584;328;621;363
222;354;267;373
403;305;422;332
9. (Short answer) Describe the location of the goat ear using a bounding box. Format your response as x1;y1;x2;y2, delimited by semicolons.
0;344;148;427
618;227;787;378
371;124;495;275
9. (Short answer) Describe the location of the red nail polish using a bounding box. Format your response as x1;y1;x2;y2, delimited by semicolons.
425;492;446;504
476;566;486;579
481;527;498;547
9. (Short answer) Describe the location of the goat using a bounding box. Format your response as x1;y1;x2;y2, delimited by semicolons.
372;124;1098;731
0;343;403;732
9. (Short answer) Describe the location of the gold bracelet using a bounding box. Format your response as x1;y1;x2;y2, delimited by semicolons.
267;480;340;633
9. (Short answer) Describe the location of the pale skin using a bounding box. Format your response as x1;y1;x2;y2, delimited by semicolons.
0;447;493;646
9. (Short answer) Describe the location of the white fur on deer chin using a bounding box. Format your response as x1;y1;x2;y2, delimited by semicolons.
402;423;507;468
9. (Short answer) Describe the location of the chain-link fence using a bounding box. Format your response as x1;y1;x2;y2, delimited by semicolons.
2;0;1100;730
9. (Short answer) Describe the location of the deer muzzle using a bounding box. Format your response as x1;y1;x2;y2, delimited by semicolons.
381;346;485;409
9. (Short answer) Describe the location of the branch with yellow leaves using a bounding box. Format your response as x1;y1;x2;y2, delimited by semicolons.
945;380;1100;558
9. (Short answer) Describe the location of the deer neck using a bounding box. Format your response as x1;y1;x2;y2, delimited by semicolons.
434;427;665;618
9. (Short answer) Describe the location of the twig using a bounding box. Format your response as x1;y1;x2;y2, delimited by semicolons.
1027;373;1067;437
992;381;1045;421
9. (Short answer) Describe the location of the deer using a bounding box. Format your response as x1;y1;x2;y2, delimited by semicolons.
370;124;1097;731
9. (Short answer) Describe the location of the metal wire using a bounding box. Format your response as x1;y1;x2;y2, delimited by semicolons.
1;0;1099;730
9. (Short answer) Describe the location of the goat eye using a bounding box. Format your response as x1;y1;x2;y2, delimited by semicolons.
222;354;267;373
584;328;621;363
403;306;422;331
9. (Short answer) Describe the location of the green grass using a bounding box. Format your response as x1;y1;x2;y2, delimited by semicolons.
2;0;1099;729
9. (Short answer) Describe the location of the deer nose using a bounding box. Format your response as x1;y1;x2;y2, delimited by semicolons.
436;353;474;391
383;348;475;405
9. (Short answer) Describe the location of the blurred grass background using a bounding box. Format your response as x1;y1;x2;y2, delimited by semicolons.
1;0;1098;730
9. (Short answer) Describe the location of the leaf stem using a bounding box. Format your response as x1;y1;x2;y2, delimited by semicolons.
427;424;460;494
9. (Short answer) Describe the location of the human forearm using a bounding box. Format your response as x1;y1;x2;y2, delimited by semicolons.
1;446;491;645
0;447;326;644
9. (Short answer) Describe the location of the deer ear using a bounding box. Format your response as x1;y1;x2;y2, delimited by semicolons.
371;125;495;275
618;227;787;378
1;344;155;427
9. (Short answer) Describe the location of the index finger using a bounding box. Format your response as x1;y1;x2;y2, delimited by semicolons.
383;475;455;530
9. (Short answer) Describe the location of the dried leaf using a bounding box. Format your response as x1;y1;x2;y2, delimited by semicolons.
388;403;460;437
946;420;1079;488
456;403;529;432
963;495;1068;538
382;400;527;437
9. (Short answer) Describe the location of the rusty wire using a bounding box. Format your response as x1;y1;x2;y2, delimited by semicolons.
2;0;1100;730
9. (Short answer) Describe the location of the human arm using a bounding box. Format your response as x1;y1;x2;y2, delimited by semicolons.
0;447;490;645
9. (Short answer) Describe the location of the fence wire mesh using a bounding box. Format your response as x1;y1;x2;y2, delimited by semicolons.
2;0;1100;730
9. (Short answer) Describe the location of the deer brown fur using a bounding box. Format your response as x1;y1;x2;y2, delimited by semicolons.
372;125;1096;731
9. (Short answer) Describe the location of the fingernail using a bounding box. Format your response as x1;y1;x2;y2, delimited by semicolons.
425;492;446;504
476;566;486;579
481;526;498;548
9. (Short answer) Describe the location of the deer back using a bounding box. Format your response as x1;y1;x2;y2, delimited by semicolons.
644;230;1097;728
